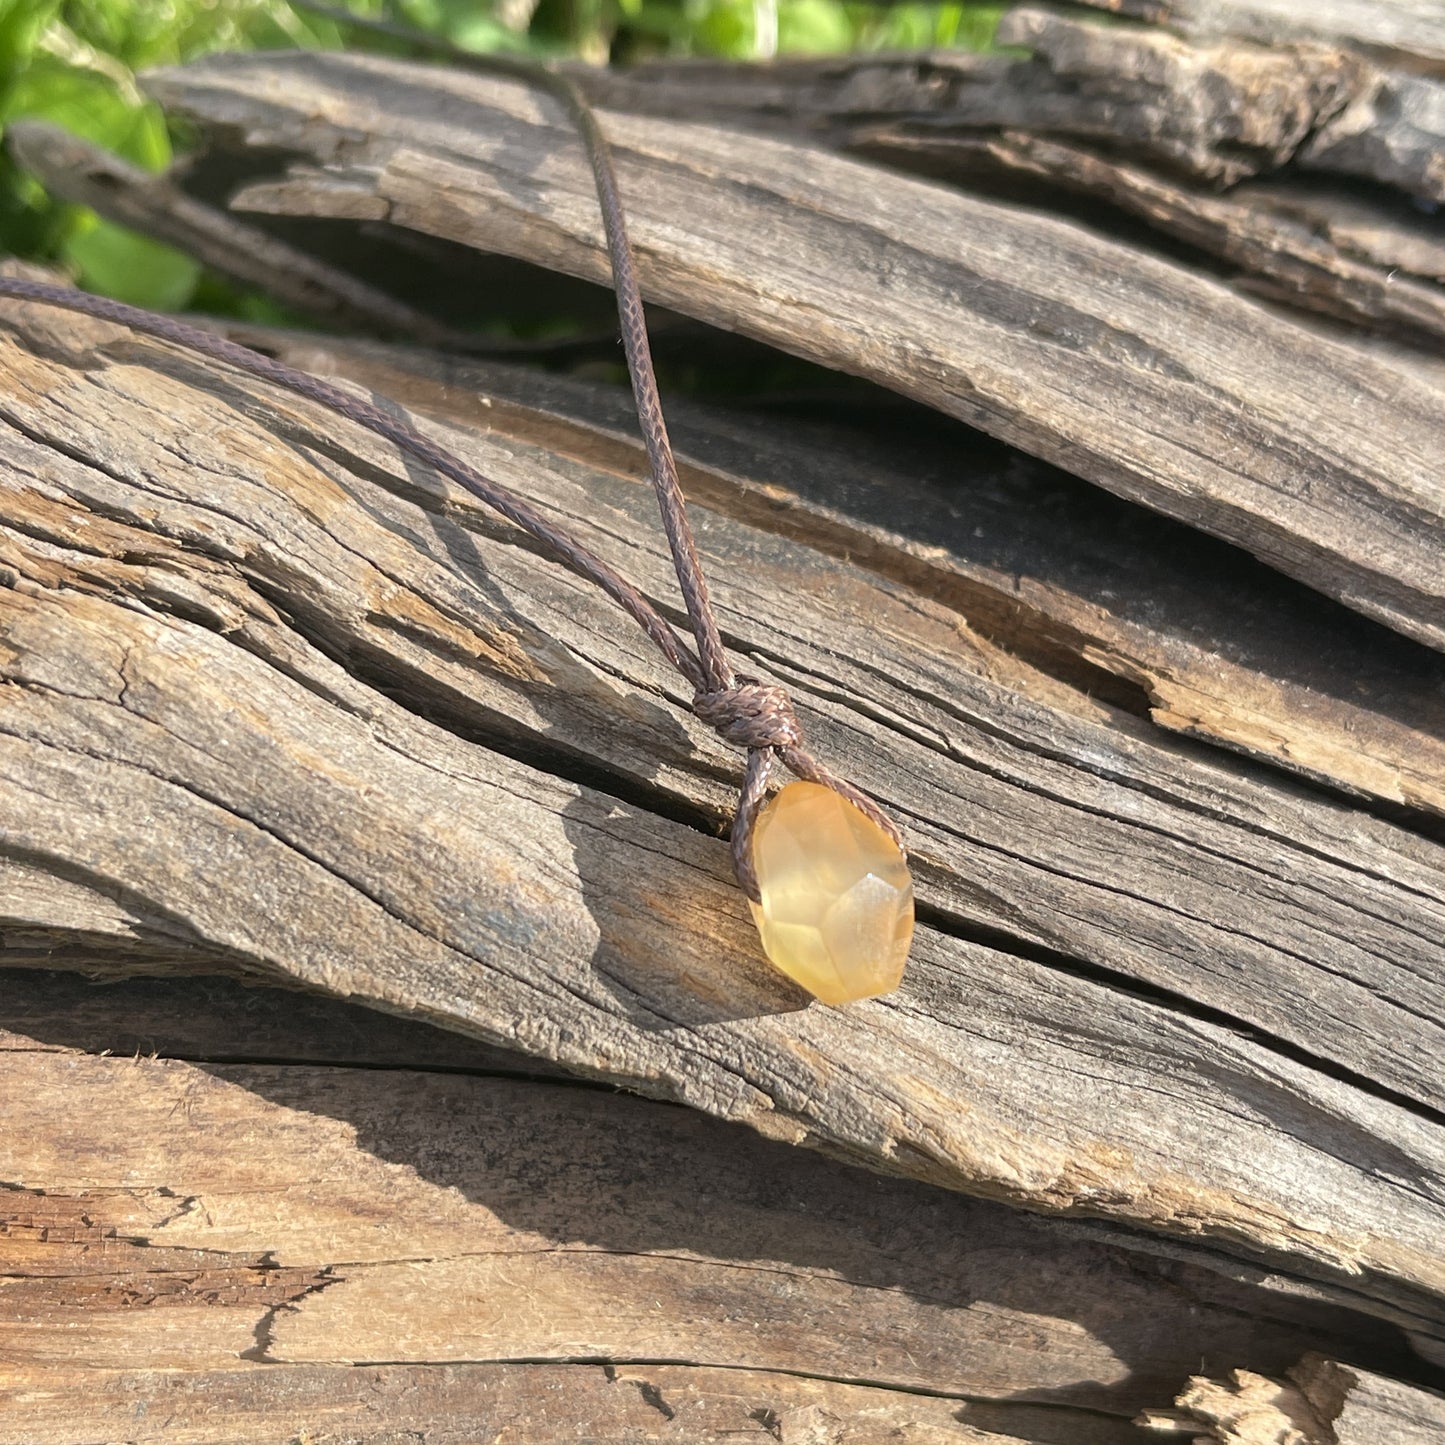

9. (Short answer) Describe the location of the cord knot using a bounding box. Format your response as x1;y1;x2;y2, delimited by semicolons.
694;677;803;751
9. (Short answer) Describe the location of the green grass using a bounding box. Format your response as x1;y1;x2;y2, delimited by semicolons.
0;0;1005;310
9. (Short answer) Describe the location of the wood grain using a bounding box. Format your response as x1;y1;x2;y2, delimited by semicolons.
850;130;1445;343
996;6;1445;203
569;9;1370;188
557;11;1445;337
13;110;1445;818
1070;0;1445;74
1291;1353;1445;1445
1053;3;1445;202
0;1363;1110;1445
1301;67;1445;202
0;965;563;1074
1;296;1442;1349
6;15;1443;1440
238;326;1445;823
1145;1354;1445;1444
145;49;1445;653
563;8;1445;206
0;971;1428;1444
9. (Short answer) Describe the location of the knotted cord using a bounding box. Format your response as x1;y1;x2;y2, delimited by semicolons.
0;9;904;900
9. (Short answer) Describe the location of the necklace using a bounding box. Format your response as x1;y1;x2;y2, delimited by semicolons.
0;24;913;1004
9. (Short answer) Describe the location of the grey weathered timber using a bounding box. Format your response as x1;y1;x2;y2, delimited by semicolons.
1070;0;1445;73
994;7;1366;183
24;16;1434;349
996;6;1445;203
565;5;1445;202
1300;66;1445;201
1;1364;1108;1445
0;1364;1088;1445
145;50;1445;654
847;131;1445;342
1;1053;1151;1439
1291;1354;1445;1444
4;969;1420;1442
241;326;1445;821
570;10;1368;187
1;298;1443;1348
23;81;1443;355
565;8;1445;334
1043;2;1445;203
1238;180;1445;283
0;963;562;1075
560;12;1445;334
1142;1354;1445;1443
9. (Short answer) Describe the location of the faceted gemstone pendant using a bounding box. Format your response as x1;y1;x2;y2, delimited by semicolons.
748;780;914;1004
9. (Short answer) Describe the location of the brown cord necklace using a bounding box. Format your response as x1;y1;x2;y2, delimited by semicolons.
0;25;915;1003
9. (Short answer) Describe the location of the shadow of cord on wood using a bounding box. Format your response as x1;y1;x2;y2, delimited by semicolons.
0;5;918;1003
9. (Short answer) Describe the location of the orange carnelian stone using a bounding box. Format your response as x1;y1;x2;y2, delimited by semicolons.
748;780;913;1004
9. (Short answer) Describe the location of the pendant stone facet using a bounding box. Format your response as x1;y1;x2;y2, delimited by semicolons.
748;780;914;1004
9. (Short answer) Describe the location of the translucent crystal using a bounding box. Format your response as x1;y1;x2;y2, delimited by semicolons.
748;780;914;1004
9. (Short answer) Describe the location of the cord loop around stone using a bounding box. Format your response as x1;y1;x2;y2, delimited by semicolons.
693;677;803;753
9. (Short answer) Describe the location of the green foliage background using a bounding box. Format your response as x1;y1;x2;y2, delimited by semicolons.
0;0;1004;311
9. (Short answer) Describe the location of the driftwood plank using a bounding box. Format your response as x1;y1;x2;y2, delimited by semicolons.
554;6;1445;343
995;6;1367;184
146;50;1445;654
240;327;1445;822
20;34;1435;356
1044;3;1445;206
1;297;1443;1349
1237;180;1445;283
0;972;1428;1443
14;118;1445;813
1300;66;1445;202
566;3;1445;204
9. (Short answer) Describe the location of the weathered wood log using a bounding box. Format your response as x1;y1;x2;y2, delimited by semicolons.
1289;1354;1445;1444
571;10;1369;188
143;49;1445;655
1137;1353;1445;1443
846;130;1445;343
232;326;1445;822
2;288;1443;1359
1299;65;1445;202
9;967;1430;1445
4;16;1444;1437
1069;0;1445;74
1234;179;1445;283
3;1365;1053;1445
554;7;1445;333
564;5;1445;202
19;12;1438;351
996;6;1445;202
